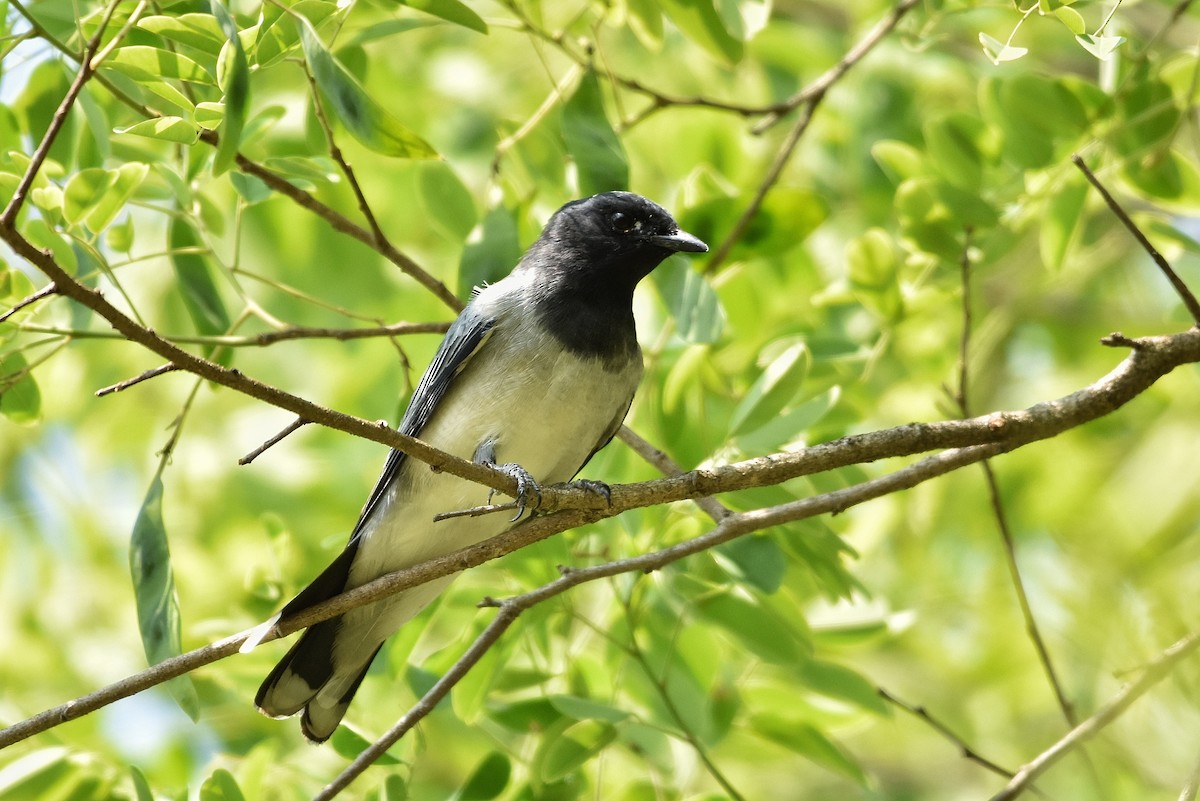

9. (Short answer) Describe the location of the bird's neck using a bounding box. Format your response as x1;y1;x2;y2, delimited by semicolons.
534;272;641;367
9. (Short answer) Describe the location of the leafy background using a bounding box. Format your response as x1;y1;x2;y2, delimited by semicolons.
2;0;1200;799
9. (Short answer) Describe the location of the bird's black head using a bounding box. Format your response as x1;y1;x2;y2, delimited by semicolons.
521;192;706;363
524;191;708;291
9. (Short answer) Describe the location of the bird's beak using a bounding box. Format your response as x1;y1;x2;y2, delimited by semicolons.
648;229;709;253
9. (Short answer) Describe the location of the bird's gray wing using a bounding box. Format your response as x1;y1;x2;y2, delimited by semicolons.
347;306;497;541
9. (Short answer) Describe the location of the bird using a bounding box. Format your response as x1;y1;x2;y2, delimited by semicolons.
255;191;708;742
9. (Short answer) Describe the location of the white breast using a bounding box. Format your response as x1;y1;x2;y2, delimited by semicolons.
347;273;642;586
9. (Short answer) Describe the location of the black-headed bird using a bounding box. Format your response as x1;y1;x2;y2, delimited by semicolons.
255;191;707;742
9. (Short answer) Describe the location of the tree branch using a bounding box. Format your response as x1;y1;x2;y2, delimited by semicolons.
3;321;1198;752
990;629;1200;801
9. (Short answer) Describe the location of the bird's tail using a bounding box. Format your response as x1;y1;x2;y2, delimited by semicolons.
255;618;381;743
254;544;376;743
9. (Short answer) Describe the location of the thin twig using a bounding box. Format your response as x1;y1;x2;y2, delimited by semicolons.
239;417;311;465
432;501;518;522
704;0;921;273
879;687;1016;779
990;630;1200;801
617;426;731;522
1072;154;1200;326
954;231;1078;734
303;67;388;247
751;0;921;134
224;141;463;312
95;363;180;397
704;108;812;274
0;282;57;324
624;604;747;801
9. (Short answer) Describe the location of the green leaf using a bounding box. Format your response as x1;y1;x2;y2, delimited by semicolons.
298;17;438;158
548;695;631;723
62;168;112;226
211;0;249;175
104;45;215;83
169;218;231;337
661;0;743;64
0;267;36;304
418;162;477;242
129;766;154;801
114;117;200;144
194;102;225;130
381;774;408;801
451;639;502;723
537;720;618;782
1054;5;1086;35
400;0;488;34
924;113;988;190
29;185;63;223
0;351;41;423
342;19;440;49
715;535;786;594
455;752;510;801
693;587;810;664
199;768;245;801
1114;78;1180;160
728;342;809;436
138;13;228;52
330;725;402;765
486;697;563;732
86;163;148;232
129;473;200;721
798;660;890;715
651;257;725;344
626;0;664;48
752;718;866;783
562;70;628;195
1040;175;1088;271
978;32;1026;64
847;228;902;321
0;748;74;798
261;155;339;185
230;171;272;204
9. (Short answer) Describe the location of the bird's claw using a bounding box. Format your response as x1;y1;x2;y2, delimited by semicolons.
570;478;612;506
495;462;541;521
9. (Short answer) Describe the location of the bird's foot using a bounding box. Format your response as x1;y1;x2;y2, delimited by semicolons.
567;478;612;506
491;462;542;521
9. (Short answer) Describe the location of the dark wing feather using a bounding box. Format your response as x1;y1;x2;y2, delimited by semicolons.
347;307;496;541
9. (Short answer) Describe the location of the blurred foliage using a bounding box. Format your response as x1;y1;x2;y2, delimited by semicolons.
2;0;1200;799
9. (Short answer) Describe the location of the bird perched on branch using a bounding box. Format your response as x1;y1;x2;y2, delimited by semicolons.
255;191;707;742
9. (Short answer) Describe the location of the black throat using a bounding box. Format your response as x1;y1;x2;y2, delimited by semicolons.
534;271;641;367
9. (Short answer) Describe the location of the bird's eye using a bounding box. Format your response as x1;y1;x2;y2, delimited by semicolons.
610;211;636;234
